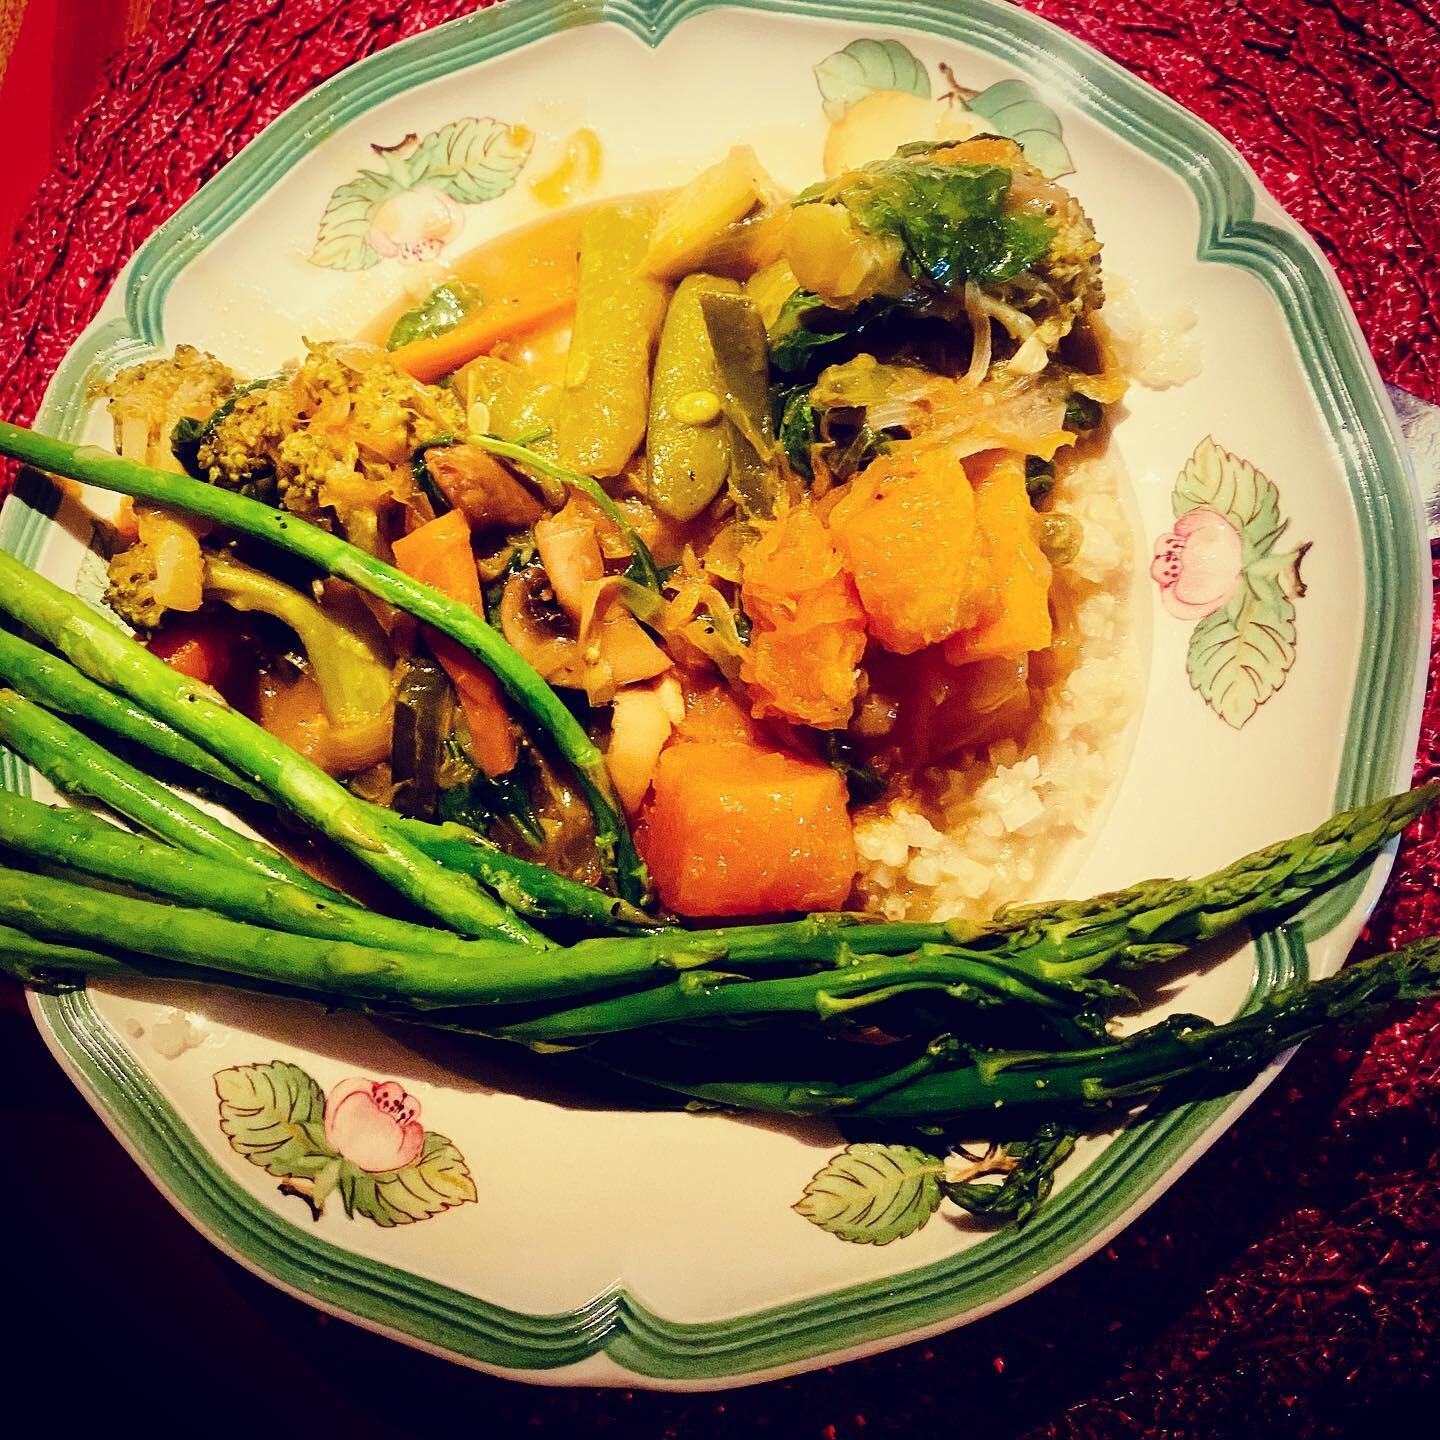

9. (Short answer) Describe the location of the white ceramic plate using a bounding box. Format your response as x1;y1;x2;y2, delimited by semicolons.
6;0;1427;1389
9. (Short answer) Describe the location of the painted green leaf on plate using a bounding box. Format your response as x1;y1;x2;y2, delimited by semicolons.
1173;436;1284;559
339;1130;477;1227
1186;569;1297;729
795;1142;944;1245
410;117;533;205
215;1060;336;1180
966;79;1074;179
310;169;401;271
814;38;931;121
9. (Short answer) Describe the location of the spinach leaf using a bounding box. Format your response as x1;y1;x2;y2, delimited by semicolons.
390;656;454;819
817;731;887;805
776;383;819;478
410;434;461;515
386;280;484;350
767;289;902;378
804;158;1052;293
768;290;855;375
437;756;545;849
1063;393;1102;432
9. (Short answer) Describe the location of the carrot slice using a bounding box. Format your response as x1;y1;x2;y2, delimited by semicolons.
391;293;578;385
391;511;517;776
638;738;856;916
389;209;585;383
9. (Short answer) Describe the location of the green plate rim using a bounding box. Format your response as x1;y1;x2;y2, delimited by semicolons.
5;0;1425;1384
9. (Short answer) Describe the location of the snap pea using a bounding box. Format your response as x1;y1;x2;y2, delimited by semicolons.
554;202;669;477
452;355;563;467
699;289;780;517
646;273;741;521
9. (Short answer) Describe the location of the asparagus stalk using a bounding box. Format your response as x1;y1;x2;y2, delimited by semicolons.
0;625;270;803
11;777;1404;1046
0;921;310;998
0;629;649;930
0;922;169;990
0;860;744;1009
480;787;1435;1039
543;784;1438;980
393;819;657;931
0;420;645;900
970;785;1439;975
0;863;601;1006
0;556;545;945
617;937;1440;1120
487;945;1124;1043
0;686;344;900
0;790;517;959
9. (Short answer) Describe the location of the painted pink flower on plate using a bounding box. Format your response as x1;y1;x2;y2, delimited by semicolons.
324;1077;424;1172
1150;507;1243;620
368;187;462;264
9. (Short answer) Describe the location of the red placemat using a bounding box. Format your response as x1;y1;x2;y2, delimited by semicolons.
1;1;1439;1434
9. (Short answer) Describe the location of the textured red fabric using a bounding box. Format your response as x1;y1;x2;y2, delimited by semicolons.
0;1;1438;1432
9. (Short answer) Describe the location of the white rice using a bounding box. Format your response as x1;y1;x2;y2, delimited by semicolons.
854;448;1140;923
1101;276;1202;390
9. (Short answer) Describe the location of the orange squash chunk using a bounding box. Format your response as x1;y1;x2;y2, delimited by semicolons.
676;678;762;745
739;507;867;728
943;451;1053;665
638;739;857;916
826;440;991;654
932;137;1027;168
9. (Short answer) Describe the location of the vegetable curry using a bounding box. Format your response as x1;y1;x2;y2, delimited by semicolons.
100;135;1125;919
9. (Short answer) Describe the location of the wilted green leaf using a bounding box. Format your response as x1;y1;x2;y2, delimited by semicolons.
387;280;485;349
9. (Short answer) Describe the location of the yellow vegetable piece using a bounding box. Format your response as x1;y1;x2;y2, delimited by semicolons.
555;202;669;477
782;203;907;308
646;273;740;521
743;258;800;329
453;354;562;452
643;146;772;280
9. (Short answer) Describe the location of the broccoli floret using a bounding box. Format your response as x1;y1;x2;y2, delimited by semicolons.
99;344;239;468
106;541;393;732
987;142;1102;352
193;342;464;553
106;541;172;629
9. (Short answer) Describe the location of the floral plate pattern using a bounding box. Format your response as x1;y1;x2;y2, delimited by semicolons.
7;0;1426;1389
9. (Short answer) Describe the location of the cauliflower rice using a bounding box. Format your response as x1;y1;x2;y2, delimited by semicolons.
854;446;1140;923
